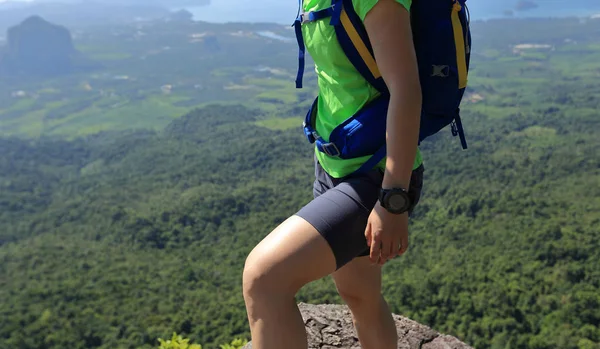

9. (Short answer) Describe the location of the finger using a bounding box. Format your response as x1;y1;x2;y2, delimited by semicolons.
379;236;390;265
390;236;399;259
399;230;409;255
365;222;372;247
370;231;382;264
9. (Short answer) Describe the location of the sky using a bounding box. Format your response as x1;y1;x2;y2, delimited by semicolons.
1;0;600;24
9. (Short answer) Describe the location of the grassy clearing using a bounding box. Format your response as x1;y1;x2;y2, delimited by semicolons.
243;77;290;89
507;126;560;148
470;104;522;119
0;56;307;139
255;89;298;105
46;95;194;138
1;97;36;113
1;109;46;137
254;117;302;131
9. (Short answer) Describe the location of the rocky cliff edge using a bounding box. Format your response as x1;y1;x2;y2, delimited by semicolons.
242;303;474;349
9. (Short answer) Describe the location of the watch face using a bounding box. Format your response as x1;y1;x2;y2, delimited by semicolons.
380;188;411;214
388;193;408;211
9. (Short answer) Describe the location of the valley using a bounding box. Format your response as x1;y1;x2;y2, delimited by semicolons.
0;13;599;349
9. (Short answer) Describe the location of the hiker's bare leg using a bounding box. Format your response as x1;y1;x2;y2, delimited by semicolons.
243;215;337;349
332;256;398;349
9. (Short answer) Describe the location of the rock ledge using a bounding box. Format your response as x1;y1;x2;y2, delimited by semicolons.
243;303;473;349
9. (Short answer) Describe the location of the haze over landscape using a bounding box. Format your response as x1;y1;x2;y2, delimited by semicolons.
1;0;599;349
1;0;600;25
185;0;600;23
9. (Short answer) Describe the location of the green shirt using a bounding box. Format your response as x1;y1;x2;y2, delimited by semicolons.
301;0;423;178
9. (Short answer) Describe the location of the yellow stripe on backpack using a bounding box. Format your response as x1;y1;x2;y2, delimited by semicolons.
339;5;381;79
452;1;468;89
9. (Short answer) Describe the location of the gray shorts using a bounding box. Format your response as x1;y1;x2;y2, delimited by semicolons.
296;156;424;270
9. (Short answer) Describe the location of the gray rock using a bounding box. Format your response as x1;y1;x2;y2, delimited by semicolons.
242;303;473;349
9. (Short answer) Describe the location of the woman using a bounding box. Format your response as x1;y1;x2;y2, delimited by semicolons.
242;0;424;347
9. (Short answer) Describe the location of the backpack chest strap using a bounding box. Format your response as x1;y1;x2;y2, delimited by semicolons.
299;7;335;24
292;4;337;88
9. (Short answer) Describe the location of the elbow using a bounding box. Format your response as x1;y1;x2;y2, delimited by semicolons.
385;65;421;98
387;77;422;110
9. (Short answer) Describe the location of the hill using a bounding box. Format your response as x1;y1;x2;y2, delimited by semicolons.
0;15;599;349
0;16;98;77
0;2;171;32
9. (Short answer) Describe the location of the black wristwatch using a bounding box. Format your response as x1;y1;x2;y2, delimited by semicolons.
379;187;411;214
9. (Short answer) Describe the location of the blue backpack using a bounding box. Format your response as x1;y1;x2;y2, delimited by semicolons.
292;0;472;174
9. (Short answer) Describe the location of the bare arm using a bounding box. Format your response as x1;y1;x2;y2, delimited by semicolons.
363;0;421;190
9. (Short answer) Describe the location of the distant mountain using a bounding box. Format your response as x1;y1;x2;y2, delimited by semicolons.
0;16;98;77
0;2;172;32
515;0;539;12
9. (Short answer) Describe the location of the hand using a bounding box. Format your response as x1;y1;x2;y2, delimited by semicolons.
365;201;409;265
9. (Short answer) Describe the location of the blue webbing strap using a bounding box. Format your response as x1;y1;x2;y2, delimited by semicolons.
303;7;335;22
293;19;306;88
293;0;335;89
329;0;342;25
454;113;468;149
293;0;305;88
303;97;343;157
303;97;318;143
354;144;387;175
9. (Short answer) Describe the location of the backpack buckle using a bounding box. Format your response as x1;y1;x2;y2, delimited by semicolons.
321;142;341;157
312;131;322;142
300;11;316;24
302;122;317;143
451;121;459;137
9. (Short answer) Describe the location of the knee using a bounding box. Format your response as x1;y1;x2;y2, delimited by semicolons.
336;286;382;310
242;248;293;302
242;252;269;301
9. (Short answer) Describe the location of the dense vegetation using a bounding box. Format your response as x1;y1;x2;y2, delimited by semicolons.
1;14;599;349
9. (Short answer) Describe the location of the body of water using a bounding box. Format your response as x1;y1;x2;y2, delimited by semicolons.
184;1;297;24
183;0;600;25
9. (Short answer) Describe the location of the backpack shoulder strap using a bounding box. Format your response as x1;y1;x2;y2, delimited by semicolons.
293;0;336;88
292;0;389;93
450;0;469;89
330;0;389;94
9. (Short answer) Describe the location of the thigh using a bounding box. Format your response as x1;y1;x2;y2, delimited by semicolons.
297;167;383;270
244;215;338;293
296;159;425;270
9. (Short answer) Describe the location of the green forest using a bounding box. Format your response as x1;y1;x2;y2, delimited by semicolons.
1;13;600;349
